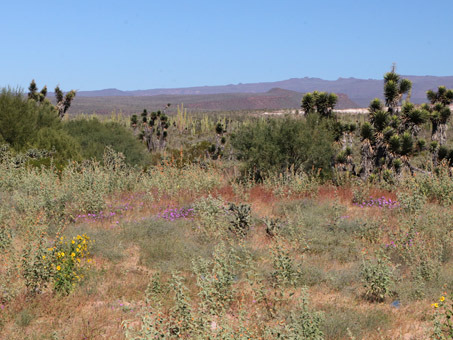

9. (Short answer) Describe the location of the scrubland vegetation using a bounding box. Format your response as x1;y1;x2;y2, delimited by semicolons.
0;72;452;339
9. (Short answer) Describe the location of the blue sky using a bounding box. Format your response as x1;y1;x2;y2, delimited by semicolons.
2;0;453;91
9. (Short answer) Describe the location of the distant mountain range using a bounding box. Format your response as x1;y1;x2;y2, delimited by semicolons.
66;75;453;114
69;88;358;115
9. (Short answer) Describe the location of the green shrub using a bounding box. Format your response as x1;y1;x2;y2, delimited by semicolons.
0;87;79;161
193;242;239;315
231;115;334;179
33;127;82;162
0;88;56;150
64;118;150;166
431;293;453;339
270;239;301;287
277;288;324;340
360;250;394;302
193;195;229;237
22;236;53;295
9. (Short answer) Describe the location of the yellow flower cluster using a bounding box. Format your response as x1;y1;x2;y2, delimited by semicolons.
431;296;446;308
47;234;94;293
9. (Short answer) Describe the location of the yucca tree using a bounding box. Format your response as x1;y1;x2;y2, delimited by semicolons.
157;110;169;150
383;69;412;114
301;91;355;179
301;91;338;118
130;114;139;134
27;80;76;119
139;109;154;152
427;85;453;106
359;70;427;179
424;86;453;146
55;86;76;119
420;86;453;166
339;122;356;151
138;104;171;152
28;80;48;103
400;102;429;137
359;122;375;177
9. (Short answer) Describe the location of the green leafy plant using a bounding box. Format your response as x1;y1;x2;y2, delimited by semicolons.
22;234;53;295
193;242;238;315
360;250;394;302
431;292;453;340
231;115;334;179
271;238;301;287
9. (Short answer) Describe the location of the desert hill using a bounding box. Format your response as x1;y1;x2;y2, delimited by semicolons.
69;88;358;115
73;75;453;108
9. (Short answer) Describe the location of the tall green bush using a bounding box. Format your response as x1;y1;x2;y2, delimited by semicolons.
0;88;59;150
0;87;80;162
64;118;150;166
231;115;334;179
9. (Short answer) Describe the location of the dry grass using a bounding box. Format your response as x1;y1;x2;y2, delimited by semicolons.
1;168;450;340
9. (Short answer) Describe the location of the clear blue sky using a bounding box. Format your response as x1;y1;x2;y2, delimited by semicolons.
2;0;453;91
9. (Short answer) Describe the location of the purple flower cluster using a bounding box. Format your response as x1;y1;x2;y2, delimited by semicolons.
76;210;120;222
156;207;195;221
353;196;400;209
75;194;147;224
386;231;419;249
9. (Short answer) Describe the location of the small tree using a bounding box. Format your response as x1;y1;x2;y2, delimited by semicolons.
27;80;76;119
137;104;171;152
383;66;412;114
54;86;76;119
359;69;428;178
301;91;338;118
28;79;48;103
421;86;453;166
130;114;139;135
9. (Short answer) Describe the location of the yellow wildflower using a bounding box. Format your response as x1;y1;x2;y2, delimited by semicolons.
77;258;81;263
71;252;75;257
439;296;445;302
56;265;61;271
42;255;46;260
72;240;75;244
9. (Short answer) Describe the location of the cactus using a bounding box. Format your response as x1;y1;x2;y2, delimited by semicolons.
227;203;251;236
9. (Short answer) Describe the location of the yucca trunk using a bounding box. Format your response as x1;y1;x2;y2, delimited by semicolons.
432;123;448;146
360;140;374;179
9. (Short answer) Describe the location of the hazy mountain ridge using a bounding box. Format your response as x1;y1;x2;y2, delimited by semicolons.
74;75;453;107
68;88;358;115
